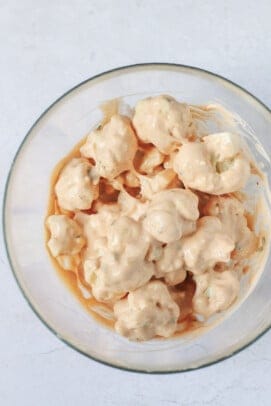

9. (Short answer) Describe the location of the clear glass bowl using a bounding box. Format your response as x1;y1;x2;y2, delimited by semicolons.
3;64;271;373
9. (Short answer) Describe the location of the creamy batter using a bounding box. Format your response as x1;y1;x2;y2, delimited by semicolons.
46;95;268;341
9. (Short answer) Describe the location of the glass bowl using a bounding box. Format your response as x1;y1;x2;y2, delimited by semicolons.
3;63;271;373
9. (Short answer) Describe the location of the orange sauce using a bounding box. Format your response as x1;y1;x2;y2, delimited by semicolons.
244;211;255;232
243;265;250;275
169;276;201;337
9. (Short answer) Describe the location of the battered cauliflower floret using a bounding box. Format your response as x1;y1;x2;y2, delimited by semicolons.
155;241;186;286
138;146;165;174
55;158;98;211
56;254;81;272
80;115;137;179
132;95;194;154
114;281;180;340
139;169;176;200
181;216;235;274
203;196;257;258
173;132;250;194
143;189;199;243
193;270;240;318
75;204;120;257
122;171;141;188
118;190;148;221
82;216;154;302
46;214;85;257
90;254;154;302
107;216;151;260
163;270;187;286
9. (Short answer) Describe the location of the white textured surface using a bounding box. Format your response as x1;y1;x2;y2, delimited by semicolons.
1;1;271;405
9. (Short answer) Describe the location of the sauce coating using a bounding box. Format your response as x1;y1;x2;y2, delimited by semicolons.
45;95;265;341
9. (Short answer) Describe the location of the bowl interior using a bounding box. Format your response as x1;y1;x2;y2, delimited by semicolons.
4;64;271;372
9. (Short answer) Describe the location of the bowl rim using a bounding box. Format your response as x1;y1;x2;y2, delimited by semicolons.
3;62;271;374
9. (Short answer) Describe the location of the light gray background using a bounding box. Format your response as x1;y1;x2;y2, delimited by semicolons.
1;1;271;405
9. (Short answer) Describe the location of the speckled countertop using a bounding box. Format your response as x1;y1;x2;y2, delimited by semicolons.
1;1;271;405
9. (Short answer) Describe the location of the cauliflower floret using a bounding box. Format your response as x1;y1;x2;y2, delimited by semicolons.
155;241;186;286
203;196;257;259
193;270;240;318
139;169;177;200
75;204;120;258
132;95;194;154
163;270;187;286
118;190;148;221
181;216;234;274
90;254;154;302
80;115;137;179
82;216;154;302
203;132;242;160
107;216;150;260
138;147;165;174
76;204;120;239
173;132;250;194
46;214;85;257
56;254;81;272
114;281;180;340
143;189;199;243
146;240;164;262
122;171;140;188
55;158;98;211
